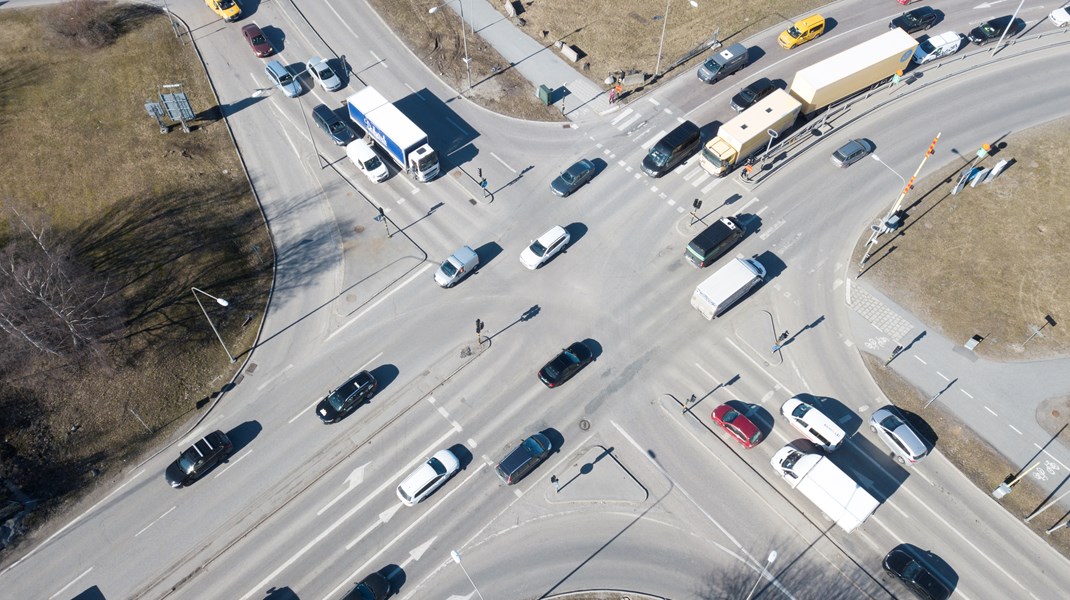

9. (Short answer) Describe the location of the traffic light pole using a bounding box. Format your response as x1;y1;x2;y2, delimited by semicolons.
858;132;940;276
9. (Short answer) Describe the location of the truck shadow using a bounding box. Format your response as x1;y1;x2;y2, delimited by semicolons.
395;89;478;174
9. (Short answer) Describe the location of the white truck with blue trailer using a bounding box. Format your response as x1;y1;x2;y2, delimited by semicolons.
346;87;440;182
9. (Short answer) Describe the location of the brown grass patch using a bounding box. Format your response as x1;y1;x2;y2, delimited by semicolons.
854;117;1070;360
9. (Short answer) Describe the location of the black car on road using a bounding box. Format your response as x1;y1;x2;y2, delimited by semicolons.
883;546;951;600
730;77;776;112
166;430;233;488
496;433;553;485
342;572;391;600
550;159;596;197
889;7;938;33
317;370;378;423
538;341;593;388
312;104;357;145
969;16;1025;45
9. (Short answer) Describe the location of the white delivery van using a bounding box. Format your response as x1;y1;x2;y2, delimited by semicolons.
781;396;846;452
912;32;962;64
346;140;390;183
435;245;479;288
691;257;766;319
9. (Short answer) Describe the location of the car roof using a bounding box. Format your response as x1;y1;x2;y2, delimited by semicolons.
535;225;568;245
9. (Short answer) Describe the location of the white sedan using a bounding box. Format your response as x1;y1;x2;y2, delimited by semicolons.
307;56;343;92
520;225;571;270
396;449;460;506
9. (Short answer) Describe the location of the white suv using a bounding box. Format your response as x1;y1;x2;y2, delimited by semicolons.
781;395;846;452
397;449;460;506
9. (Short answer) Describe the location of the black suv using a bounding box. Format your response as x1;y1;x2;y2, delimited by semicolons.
317;370;378;423
889;7;938;33
166;430;233;488
342;572;391;600
496;433;553;485
730;77;776;112
969;16;1025;45
882;546;951;600
312;104;356;145
537;342;594;388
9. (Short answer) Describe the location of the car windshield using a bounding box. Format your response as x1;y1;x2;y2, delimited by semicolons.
522;436;545;455
648;146;671;167
900;559;922;579
316;65;335;80
252;34;266;45
530;241;548;257
365;155;382;170
902;14;919;26
219;0;235;8
703;59;720;72
329;121;347;134
980;23;997;36
790;403;811;418
702;147;725;169
177;451;197;472
880;413;905;431
415;149;439;172
781;450;800;470
429;457;447;476
722;409;741;423
787;26;802;39
278;72;293;84
440;260;458;277
749;430;763;445
327;381;357;410
919;39;937;53
741;87;758;102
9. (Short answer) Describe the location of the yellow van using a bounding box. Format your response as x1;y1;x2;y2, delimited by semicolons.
778;14;825;49
205;0;241;22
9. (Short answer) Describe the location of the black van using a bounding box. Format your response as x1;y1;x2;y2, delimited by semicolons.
642;120;701;178
685;216;745;268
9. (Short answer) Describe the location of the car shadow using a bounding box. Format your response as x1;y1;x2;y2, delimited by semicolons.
564;222;588;246
541;427;565;455
239;0;262;18
841;434;908;501
471;242;503;278
261;587;298;600
227;421;262;454
736;211;762;235
899;408;939;450
590;157;609;178
381;564;406;596
753;250;787;280
369;364;400;392
71;586;105;600
448;444;474;470
792;393;863;436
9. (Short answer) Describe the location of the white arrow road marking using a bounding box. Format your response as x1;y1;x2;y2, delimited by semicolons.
318;463;370;515
399;536;438;569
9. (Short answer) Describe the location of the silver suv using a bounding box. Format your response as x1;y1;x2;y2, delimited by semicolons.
870;406;928;465
265;60;301;98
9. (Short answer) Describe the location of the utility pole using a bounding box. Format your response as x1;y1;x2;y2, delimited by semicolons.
858;133;940;275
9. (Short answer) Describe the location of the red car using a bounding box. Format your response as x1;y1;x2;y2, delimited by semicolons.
711;404;763;448
241;23;273;58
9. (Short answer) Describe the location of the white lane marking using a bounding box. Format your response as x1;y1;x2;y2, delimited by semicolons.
490;152;516;173
691;171;711;187
323;0;359;39
1008;424;1023;435
617;113;641;130
0;470;145;575
936;371;949;381
240;425;460;600
595;142;604;148
723;338;795;397
467;438;478;448
961;389;974;399
369;50;386;69
758;218;786;240
984;406;997;416
611;108;634;125
257;363;295;391
135;506;176;537
634;172;642;179
676;206;685;213
667;199;676;206
49;567;93;600
326;463;487;599
318;463;370;516
700;178;722;194
913;355;928;365
738;196;759;212
641;130;666;150
683;167;701;181
648;97;660;106
214;450;250;478
693;363;720;384
328;264;434;340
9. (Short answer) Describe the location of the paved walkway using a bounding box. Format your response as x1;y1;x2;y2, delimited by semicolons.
442;0;611;122
846;275;1070;511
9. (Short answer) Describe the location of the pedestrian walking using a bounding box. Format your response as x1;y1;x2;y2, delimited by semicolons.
778;331;789;342
609;89;617;104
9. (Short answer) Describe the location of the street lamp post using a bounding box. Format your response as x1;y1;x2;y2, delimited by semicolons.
654;0;698;77
429;1;472;91
744;550;778;600
450;550;485;600
191;287;236;363
870;153;907;187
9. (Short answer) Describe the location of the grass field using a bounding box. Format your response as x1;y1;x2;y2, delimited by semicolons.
0;4;271;537
855;117;1070;360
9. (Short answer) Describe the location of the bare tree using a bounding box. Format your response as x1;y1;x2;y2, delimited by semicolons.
0;202;120;358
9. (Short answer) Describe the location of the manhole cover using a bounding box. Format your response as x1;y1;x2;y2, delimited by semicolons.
469;198;477;205
354;225;365;233
579;418;590;430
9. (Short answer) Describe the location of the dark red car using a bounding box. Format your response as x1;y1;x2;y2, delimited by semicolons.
711;404;763;448
241;23;273;58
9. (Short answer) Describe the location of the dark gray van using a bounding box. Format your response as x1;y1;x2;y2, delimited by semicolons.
697;43;750;84
495;433;552;485
642;120;701;178
685;216;745;267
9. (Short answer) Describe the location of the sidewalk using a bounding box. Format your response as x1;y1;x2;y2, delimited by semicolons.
442;0;612;122
845;275;1070;501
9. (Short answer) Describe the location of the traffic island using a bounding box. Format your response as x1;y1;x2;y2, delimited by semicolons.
545;444;648;505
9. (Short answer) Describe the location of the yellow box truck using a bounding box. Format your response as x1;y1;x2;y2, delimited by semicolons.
700;89;802;177
789;28;917;117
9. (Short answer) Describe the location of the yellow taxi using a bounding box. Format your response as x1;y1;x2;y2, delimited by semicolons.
205;0;241;22
778;14;824;49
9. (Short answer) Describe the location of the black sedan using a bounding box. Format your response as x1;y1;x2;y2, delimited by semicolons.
538;342;593;388
342;572;391;600
312;104;357;146
165;430;233;488
550;159;596;197
730;77;776;112
317;370;378;423
969;16;1025;45
883;547;951;600
889;7;938;33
